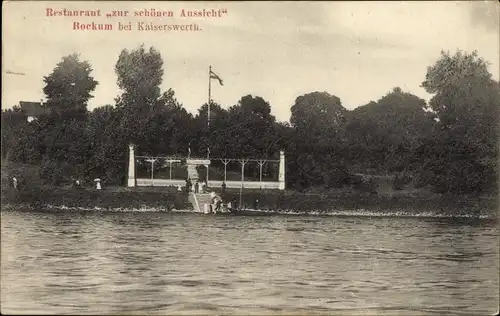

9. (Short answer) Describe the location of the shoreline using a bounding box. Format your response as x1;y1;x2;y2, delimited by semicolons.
1;203;497;220
1;186;498;219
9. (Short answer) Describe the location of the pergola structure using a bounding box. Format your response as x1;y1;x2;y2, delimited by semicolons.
211;157;280;184
128;145;286;190
135;155;183;184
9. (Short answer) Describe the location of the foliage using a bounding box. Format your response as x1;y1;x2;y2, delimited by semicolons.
286;92;349;189
1;106;39;161
115;45;163;104
417;50;499;195
392;172;412;191
1;48;497;196
411;135;494;195
5;53;98;185
43;53;98;117
345;87;435;171
290;91;347;144
83;105;127;184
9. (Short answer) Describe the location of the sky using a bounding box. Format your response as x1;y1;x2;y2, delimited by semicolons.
2;1;499;122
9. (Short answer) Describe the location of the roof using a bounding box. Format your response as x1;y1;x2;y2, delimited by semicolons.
19;101;46;116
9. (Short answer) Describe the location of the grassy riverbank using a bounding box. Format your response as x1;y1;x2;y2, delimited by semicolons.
215;188;498;218
1;162;497;217
0;161;189;211
1;186;190;211
2;184;497;218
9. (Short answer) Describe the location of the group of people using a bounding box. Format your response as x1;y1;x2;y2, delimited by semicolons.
194;181;207;193
209;191;224;213
183;179;209;194
181;178;230;213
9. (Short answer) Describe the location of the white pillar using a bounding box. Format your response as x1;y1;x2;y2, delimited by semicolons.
279;150;285;190
128;144;136;187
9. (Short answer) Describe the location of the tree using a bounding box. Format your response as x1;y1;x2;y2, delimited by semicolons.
36;114;89;185
411;136;492;195
1;106;28;159
418;50;499;195
290;91;347;147
345;87;435;172
145;89;194;156
421;50;498;135
287;92;350;189
115;45;163;106
115;45;165;148
226;95;279;158
43;53;98;117
84;105;127;184
33;54;99;184
193;101;229;157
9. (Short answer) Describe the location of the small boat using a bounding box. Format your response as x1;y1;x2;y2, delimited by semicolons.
209;204;273;216
206;189;272;216
227;208;274;216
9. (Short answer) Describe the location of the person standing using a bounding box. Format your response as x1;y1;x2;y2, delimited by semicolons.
221;181;226;198
95;178;102;190
12;177;18;190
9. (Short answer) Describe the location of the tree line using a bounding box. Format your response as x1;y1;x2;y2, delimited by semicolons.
2;46;498;196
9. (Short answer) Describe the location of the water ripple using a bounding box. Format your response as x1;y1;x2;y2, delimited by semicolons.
1;210;498;315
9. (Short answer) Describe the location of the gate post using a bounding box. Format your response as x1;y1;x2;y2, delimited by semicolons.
279;150;285;190
128;144;136;187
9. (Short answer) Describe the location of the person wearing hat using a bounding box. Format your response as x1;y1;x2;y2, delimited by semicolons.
94;178;102;190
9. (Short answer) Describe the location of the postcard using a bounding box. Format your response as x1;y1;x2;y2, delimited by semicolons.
2;1;499;315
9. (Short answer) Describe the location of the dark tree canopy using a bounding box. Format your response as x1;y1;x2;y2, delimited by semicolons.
43;53;98;116
345;87;435;171
115;45;164;106
114;45;167;147
416;50;499;195
1;47;497;194
290;91;346;134
421;50;497;130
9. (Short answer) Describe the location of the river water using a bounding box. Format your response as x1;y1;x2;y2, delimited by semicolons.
1;209;498;315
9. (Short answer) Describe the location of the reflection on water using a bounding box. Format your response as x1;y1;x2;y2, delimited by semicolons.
1;210;498;315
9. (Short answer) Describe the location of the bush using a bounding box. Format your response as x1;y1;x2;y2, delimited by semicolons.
1;161;43;191
392;173;412;191
39;158;76;186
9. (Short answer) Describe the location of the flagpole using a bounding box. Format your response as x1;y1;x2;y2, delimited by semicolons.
207;66;211;184
208;65;211;128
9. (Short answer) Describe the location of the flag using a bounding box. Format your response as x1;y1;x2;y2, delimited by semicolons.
210;70;223;86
